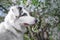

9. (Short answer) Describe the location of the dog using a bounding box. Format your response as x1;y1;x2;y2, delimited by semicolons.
0;5;37;40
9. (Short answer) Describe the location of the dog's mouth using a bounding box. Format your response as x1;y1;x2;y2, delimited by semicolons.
23;23;35;26
24;23;29;25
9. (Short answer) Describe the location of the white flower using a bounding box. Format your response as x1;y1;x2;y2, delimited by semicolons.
44;16;59;25
26;0;32;5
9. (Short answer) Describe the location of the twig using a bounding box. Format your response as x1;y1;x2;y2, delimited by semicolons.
0;5;8;12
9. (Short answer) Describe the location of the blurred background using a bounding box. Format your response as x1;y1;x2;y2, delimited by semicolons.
0;0;60;40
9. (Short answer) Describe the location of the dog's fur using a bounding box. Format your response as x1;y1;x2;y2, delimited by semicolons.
0;6;37;40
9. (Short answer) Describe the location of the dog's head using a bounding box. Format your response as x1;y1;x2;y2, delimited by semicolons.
5;6;38;26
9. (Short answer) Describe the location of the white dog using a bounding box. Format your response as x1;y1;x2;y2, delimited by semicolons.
0;6;37;40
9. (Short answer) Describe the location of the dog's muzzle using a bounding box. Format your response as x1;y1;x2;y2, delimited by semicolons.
24;19;38;26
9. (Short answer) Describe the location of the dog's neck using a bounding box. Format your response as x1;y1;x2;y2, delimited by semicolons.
4;22;26;38
4;22;26;36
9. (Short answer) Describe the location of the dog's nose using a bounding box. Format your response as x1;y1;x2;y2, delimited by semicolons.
35;18;39;23
35;19;38;23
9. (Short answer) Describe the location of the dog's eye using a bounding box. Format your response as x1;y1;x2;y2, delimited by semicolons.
21;13;27;16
